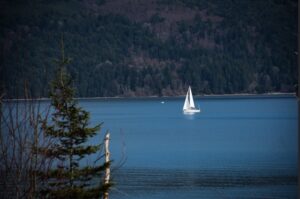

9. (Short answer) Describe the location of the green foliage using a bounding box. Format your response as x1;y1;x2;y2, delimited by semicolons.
38;42;109;198
0;0;297;98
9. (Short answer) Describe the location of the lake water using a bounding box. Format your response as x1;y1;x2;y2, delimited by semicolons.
80;95;298;199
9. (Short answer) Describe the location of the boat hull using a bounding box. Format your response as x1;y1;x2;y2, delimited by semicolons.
183;109;201;114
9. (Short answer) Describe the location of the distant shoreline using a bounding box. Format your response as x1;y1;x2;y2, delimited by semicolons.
3;92;296;101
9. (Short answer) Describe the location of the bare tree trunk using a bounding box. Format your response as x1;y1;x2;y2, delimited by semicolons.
103;133;110;199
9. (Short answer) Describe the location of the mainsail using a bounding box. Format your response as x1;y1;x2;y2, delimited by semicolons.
188;86;195;108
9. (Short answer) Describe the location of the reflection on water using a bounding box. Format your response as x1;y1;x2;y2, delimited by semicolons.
183;112;196;120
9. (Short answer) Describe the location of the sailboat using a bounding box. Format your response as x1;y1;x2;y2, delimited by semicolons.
183;86;200;113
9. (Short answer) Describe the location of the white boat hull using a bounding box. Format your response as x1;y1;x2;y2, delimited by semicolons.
183;108;201;114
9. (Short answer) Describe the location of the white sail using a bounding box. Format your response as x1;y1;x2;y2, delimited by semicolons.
188;86;195;108
183;86;200;114
183;90;190;110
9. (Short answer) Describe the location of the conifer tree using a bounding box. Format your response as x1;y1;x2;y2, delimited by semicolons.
38;40;110;198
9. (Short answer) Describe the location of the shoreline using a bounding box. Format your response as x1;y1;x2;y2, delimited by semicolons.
3;92;296;101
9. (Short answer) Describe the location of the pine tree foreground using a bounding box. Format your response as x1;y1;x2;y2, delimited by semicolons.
38;43;110;198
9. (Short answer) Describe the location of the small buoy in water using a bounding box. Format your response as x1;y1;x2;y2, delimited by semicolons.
161;101;165;104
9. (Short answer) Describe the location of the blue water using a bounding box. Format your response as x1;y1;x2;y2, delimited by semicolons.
80;95;298;198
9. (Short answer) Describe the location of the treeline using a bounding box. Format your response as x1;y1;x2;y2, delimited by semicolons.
0;0;297;98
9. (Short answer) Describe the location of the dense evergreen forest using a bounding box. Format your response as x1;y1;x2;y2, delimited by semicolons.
0;0;298;98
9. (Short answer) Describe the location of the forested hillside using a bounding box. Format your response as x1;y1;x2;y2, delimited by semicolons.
0;0;297;98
